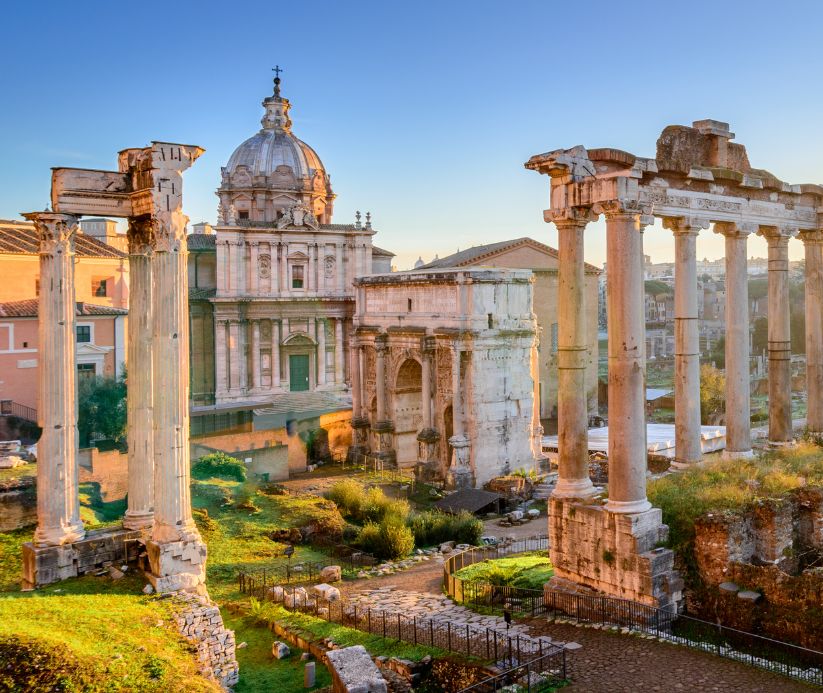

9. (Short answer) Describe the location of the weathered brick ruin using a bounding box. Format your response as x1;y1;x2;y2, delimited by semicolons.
692;488;823;648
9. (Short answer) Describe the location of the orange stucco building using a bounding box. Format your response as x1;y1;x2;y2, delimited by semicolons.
0;219;129;412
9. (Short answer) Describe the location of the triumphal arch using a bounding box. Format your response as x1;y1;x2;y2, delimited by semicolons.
22;142;207;593
527;119;823;609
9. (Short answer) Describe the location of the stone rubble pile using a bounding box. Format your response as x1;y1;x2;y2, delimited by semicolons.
169;592;239;689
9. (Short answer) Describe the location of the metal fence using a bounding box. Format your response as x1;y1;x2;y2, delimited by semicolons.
443;542;823;687
237;552;376;587
238;580;566;682
0;399;37;423
458;649;569;693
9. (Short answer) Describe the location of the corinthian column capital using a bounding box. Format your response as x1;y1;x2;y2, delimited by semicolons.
153;210;190;253
661;216;710;236
23;212;79;254
758;225;797;245
713;221;755;239
594;199;653;225
545;206;597;229
799;229;823;245
127;216;157;255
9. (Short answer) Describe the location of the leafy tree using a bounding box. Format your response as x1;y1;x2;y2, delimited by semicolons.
77;371;127;447
751;317;769;355
700;364;726;425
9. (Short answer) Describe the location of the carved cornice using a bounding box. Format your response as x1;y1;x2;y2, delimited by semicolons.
23;212;79;255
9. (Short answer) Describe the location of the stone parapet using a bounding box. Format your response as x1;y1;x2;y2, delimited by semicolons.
548;498;682;609
21;526;142;590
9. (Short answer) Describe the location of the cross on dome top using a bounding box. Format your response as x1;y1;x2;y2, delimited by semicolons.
262;65;291;132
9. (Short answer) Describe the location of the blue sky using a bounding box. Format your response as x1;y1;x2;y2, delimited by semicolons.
2;0;822;269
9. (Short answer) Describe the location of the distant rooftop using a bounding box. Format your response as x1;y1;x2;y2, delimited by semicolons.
0;299;128;318
418;236;600;273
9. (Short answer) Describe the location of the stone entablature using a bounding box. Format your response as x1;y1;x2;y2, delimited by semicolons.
351;268;541;487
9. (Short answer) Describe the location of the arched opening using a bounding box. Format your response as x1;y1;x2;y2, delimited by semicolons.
393;359;422;468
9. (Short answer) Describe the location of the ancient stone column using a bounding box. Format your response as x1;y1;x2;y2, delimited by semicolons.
715;222;753;458
251;320;261;391
601;201;651;514
280;242;289;296
375;334;388;422
151;212;201;545
447;341;472;488
761;226;796;446
271;319;281;389
801;230;823;435
228;321;240;395
308;243;316;293
335;318;345;384
351;338;362;418
24;212;85;546
421;340;433;430
317;318;326;386
663;217;707;468
551;209;595;498
250;241;259;295
416;335;440;471
123;218;155;531
215;320;228;398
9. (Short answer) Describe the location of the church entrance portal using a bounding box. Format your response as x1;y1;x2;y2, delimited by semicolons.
393;359;422;467
289;354;310;391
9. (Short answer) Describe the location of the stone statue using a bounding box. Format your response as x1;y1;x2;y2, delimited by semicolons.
227;204;237;225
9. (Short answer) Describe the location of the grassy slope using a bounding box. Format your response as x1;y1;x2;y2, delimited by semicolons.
453;552;554;590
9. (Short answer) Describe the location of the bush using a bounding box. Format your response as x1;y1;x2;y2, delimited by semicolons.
192;452;246;482
361;487;410;524
409;510;483;547
233;482;259;512
356;517;415;560
326;479;365;517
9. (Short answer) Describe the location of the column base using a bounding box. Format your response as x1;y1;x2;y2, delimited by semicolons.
768;439;797;449
22;526;142;590
670;458;702;471
33;521;86;548
604;497;653;514
123;510;154;532
722;449;754;460
552;477;596;500
146;537;208;595
548;498;683;610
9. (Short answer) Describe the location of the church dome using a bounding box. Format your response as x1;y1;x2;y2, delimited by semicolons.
218;71;335;225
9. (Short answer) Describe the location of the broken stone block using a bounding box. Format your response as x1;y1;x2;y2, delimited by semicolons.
737;590;762;602
718;582;739;593
312;583;341;601
320;565;342;582
271;641;290;659
326;645;387;693
267;585;285;602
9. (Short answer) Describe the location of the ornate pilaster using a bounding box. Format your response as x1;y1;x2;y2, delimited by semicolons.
662;216;709;468
759;225;797;447
349;337;370;460
800;229;823;435
123;217;155;531
446;341;472;489
24;212;85;546
335;318;345;385
317;318;326;386
596;200;652;514
551;207;597;498
714;222;754;458
251;320;261;391
373;333;395;466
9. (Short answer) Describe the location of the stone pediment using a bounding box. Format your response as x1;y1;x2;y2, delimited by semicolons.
77;343;112;355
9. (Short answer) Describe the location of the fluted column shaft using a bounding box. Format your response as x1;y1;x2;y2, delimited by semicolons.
801;231;823;434
716;223;753;458
553;211;595;498
335;318;345;384
251;320;261;390
763;227;795;445
317;318;326;386
421;341;433;429
271;320;281;389
336;243;345;293
124;221;154;530
452;344;464;437
376;335;388;421
26;213;85;546
603;203;651;514
664;217;705;467
152;214;198;543
351;338;362;417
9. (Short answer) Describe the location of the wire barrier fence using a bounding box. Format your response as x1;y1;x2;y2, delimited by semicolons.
457;649;571;693
444;543;823;687
340;452;418;487
237;576;567;687
236;550;376;586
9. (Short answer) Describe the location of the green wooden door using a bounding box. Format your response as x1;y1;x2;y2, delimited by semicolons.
289;354;310;392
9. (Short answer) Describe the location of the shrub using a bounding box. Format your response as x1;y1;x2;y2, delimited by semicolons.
233;482;259;512
192;452;246;482
326;479;365;517
409;510;483;547
356;517;415;560
361;487;410;524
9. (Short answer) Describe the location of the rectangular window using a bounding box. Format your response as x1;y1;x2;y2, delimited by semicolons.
76;325;91;343
238;210;249;220
77;363;96;379
92;278;108;297
292;265;304;289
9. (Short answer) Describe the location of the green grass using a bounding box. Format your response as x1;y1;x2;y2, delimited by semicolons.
0;575;219;692
648;443;823;569
0;462;36;482
223;613;332;692
453;552;554;590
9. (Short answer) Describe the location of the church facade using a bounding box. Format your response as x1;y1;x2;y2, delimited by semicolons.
189;74;393;407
